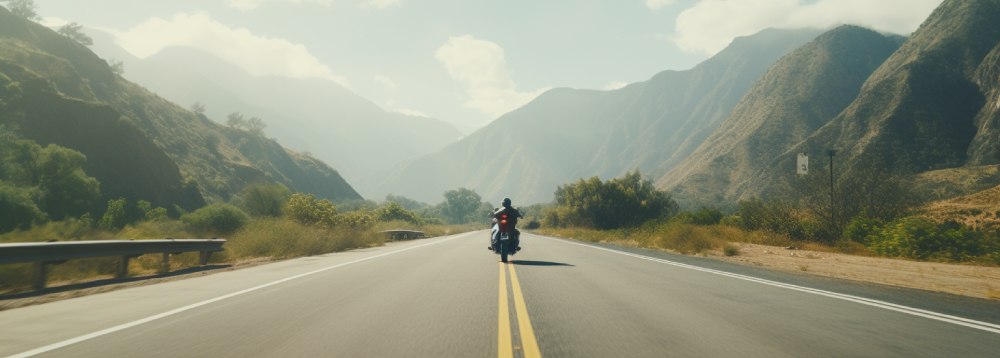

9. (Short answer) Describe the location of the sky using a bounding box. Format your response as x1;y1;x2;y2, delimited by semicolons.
35;0;944;132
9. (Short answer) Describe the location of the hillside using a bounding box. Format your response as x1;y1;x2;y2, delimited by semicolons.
376;28;820;204
0;7;360;209
921;183;1000;230
661;26;903;205
732;0;1000;202
86;36;463;196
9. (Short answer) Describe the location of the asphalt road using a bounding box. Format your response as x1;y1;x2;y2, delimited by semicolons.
2;231;999;357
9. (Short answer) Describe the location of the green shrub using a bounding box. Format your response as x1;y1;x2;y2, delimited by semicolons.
374;202;421;225
723;244;740;256
337;211;376;231
674;207;724;226
283;193;337;227
137;200;168;221
843;216;883;244
0;182;47;232
236;184;290;217
99;198;128;231
181;203;249;234
868;217;998;262
551;171;678;229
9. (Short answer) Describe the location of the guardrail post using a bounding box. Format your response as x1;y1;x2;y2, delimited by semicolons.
161;253;170;274
33;262;47;290
117;256;132;278
199;251;213;265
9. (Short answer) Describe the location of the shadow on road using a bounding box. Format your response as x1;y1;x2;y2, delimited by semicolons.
511;260;574;267
0;264;232;301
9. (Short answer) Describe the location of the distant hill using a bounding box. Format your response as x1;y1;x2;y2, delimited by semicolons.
661;26;903;205
723;0;1000;203
85;33;462;197
0;7;361;210
377;28;821;204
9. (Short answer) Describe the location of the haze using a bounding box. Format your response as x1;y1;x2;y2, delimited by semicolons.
39;0;939;131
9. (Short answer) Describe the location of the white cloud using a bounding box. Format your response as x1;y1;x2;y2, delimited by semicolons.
374;74;398;90
362;0;401;10
226;0;333;11
40;17;71;28
227;0;396;11
673;0;943;55
392;108;430;117
112;12;348;86
603;81;628;91
435;35;547;118
645;0;676;10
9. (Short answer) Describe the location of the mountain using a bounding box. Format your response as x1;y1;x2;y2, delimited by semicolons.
85;33;462;197
715;0;1000;202
0;7;361;210
660;26;904;205
376;28;821;204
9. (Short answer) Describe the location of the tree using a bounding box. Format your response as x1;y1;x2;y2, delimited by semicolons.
35;144;100;220
190;102;206;116
108;59;124;76
0;181;46;232
227;112;247;129
385;194;428;211
551;171;678;229
283;193;337;227
57;22;93;46
440;188;482;224
3;0;38;20
99;198;128;231
375;202;421;224
246;116;266;136
236;183;290;217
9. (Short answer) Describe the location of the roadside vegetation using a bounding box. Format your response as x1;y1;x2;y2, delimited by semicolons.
0;183;487;294
536;171;1000;267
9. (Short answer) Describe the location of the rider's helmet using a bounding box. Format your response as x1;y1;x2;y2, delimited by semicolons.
502;198;512;208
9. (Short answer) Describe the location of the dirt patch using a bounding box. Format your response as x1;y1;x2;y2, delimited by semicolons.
712;243;1000;300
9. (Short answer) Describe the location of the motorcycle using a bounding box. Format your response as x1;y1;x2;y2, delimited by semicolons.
490;208;521;263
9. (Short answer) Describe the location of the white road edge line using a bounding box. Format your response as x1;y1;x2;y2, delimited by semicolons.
8;235;463;358
549;237;1000;335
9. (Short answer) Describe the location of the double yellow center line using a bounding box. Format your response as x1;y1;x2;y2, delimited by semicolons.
498;262;542;358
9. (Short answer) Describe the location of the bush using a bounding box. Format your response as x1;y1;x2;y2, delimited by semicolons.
723;244;740;256
0;182;47;232
673;207;724;226
336;211;376;231
374;202;421;225
99;198;128;231
843;216;883;244
181;203;249;234
551;171;678;229
236;184;290;217
283;193;337;227
137;200;168;221
868;217;998;262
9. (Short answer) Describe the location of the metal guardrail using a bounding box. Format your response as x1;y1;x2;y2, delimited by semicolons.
379;230;426;240
0;239;226;290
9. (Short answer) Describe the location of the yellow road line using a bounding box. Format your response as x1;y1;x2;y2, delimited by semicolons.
498;262;513;358
508;264;542;358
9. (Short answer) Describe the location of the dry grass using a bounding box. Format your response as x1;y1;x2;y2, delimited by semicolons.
539;221;796;256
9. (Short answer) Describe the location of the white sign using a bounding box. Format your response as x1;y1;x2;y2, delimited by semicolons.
797;153;809;175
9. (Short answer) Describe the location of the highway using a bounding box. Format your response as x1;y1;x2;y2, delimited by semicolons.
2;231;999;357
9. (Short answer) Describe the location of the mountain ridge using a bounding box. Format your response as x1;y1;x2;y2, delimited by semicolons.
376;28;821;204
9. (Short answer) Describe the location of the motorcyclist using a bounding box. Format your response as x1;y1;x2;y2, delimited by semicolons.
490;198;523;252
